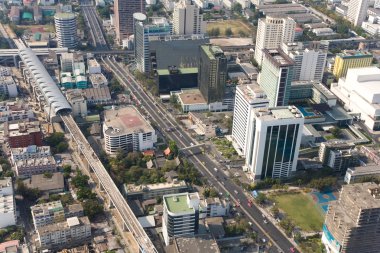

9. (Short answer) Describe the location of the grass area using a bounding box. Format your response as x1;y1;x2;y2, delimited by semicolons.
272;193;323;232
324;135;335;140
206;20;253;37
212;138;239;160
17;24;55;33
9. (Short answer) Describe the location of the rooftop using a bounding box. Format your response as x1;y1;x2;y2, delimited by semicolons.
263;48;294;67
23;172;64;192
54;12;76;20
337;50;373;59
104;106;154;136
174;234;220;253
87;59;100;67
156;68;198;76
164;192;198;214
37;216;90;234
341;183;380;209
0;177;12;188
126;180;187;193
178;89;207;105
347;165;380;176
31;201;63;217
254;106;303;121
201;45;224;60
236;83;268;104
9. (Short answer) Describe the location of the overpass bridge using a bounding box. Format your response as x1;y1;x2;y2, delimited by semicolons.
0;47;69;66
17;42;157;253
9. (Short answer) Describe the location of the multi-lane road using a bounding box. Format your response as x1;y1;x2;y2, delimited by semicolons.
81;2;108;50
102;57;299;253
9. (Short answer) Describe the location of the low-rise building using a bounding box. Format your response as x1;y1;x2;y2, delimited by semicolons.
31;201;83;229
312;28;336;36
82;87;112;105
319;141;357;173
89;73;108;88
0;102;34;123
176;89;208;113
66;89;88;117
15;156;57;177
199;197;230;218
0;240;20;253
37;216;91;250
103;106;157;154
87;59;101;74
188;112;217;138
8;6;20;23
0;76;18;98
344;165;380;184
23;172;64;194
123;180;189;200
0;178;16;229
10;145;51;164
5;120;43;148
173;234;220;253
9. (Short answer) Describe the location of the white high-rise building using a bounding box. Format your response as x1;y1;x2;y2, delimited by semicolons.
347;0;369;26
54;13;77;49
173;0;206;35
162;192;200;246
245;107;304;181
231;84;269;156
254;16;296;65
281;42;327;82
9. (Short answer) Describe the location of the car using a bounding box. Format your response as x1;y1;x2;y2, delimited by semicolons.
263;219;268;224
234;190;238;194
214;168;218;172
290;247;295;253
248;221;253;227
190;142;194;146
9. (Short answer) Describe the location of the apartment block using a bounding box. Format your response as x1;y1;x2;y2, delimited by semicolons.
37;216;91;250
31;201;83;229
123;180;189;200
319;141;357;173
10;145;51;164
15;156;57;177
333;51;373;78
5;120;43;148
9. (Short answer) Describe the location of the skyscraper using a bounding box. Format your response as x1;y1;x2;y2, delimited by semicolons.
114;0;145;44
134;15;171;73
347;0;369;26
259;49;294;107
231;84;269;156
254;16;296;65
322;182;380;253
173;0;206;35
281;42;327;82
245;107;304;181
54;13;77;49
198;45;227;103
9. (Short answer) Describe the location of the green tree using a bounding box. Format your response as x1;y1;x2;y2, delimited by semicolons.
330;127;342;138
110;77;124;95
255;193;267;205
71;170;90;188
63;164;72;178
271;206;280;218
225;27;233;37
83;199;104;221
168;140;179;157
232;3;242;13
56;142;69;153
77;187;96;201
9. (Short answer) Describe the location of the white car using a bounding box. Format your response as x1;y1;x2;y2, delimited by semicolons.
214;168;218;172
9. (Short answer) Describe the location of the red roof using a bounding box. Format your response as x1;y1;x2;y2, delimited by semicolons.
164;147;171;156
143;150;155;156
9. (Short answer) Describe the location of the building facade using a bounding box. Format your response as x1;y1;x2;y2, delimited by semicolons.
281;42;327;82
322;183;380;253
114;0;145;43
0;178;16;229
259;49;294;107
347;0;369;26
54;13;77;49
245;107;304;181
319;141;357;173
198;45;227;103
254;16;296;65
134;15;171;73
333;51;373;78
15;157;57;177
231;84;269;156
124;181;189;200
163;192;200;246
173;0;206;35
10;145;51;164
6;121;43;148
103;106;157;154
37;216;91;250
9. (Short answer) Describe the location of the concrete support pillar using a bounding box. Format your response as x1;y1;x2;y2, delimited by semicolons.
107;196;114;209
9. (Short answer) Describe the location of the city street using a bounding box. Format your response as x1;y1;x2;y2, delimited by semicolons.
102;57;300;253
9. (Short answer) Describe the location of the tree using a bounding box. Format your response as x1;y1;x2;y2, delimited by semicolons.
232;3;242;13
225;27;233;37
255;193;267;205
110;77;124;95
331;127;342;138
168;140;179;157
83;199;104;221
308;177;336;191
71;170;90;188
271;206;280;218
16;180;40;201
77;187;96;201
63;165;72;178
56;142;69;153
203;188;219;198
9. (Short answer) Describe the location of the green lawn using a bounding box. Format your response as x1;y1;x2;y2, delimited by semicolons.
273;193;323;232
